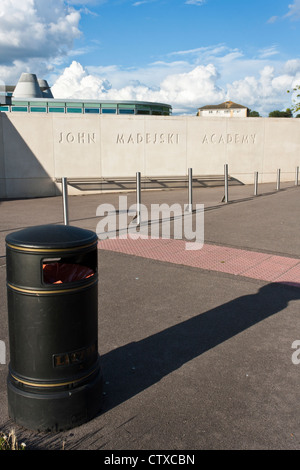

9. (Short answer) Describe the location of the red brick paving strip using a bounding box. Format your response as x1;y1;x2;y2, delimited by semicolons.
98;236;300;286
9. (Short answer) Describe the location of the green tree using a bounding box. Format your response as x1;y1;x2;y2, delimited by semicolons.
248;109;260;117
269;108;293;118
287;85;300;114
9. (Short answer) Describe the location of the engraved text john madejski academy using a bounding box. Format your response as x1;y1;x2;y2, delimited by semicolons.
201;133;257;144
58;131;257;145
116;133;180;144
116;132;257;145
58;132;96;144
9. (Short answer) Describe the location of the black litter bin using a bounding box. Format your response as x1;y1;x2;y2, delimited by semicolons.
6;224;103;432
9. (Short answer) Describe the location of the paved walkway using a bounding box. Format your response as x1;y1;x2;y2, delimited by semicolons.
0;181;300;451
99;237;300;286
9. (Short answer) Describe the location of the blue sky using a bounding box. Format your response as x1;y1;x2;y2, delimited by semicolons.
75;0;298;69
1;0;300;115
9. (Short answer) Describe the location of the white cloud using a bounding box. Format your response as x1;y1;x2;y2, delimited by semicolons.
0;0;81;61
226;65;300;115
185;0;206;5
257;46;279;59
51;53;300;116
67;0;107;4
51;61;111;98
132;1;152;5
87;61;191;91
285;0;300;20
268;0;300;22
52;61;225;113
284;59;300;74
0;0;81;83
156;64;224;106
267;16;278;24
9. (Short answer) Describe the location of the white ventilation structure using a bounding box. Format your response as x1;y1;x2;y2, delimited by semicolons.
38;79;54;98
13;73;53;99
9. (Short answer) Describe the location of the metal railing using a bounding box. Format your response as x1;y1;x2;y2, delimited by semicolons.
58;166;300;224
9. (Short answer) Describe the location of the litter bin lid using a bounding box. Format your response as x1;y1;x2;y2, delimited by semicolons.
6;224;98;250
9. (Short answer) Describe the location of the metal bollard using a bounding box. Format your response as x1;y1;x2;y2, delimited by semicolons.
295;166;299;186
0;340;5;365
136;172;141;225
254;171;258;196
224;164;228;203
276;169;281;191
188;168;193;212
62;177;69;225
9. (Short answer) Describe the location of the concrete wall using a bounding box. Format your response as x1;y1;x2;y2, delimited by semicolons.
0;112;300;198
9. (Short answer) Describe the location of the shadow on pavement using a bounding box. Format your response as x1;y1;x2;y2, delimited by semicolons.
100;282;300;413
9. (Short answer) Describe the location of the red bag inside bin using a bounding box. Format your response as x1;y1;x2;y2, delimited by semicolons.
43;263;94;284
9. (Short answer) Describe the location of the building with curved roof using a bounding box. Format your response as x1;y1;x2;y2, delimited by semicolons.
0;72;172;116
0;98;172;115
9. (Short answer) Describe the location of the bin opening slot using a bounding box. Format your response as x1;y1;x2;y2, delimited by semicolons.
53;342;97;367
42;258;95;284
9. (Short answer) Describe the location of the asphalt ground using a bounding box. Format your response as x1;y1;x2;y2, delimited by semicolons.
0;180;300;452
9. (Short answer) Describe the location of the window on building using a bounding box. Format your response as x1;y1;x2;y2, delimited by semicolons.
66;108;83;113
11;106;28;112
48;107;65;113
101;108;116;114
118;109;135;114
30;107;47;113
84;108;100;114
